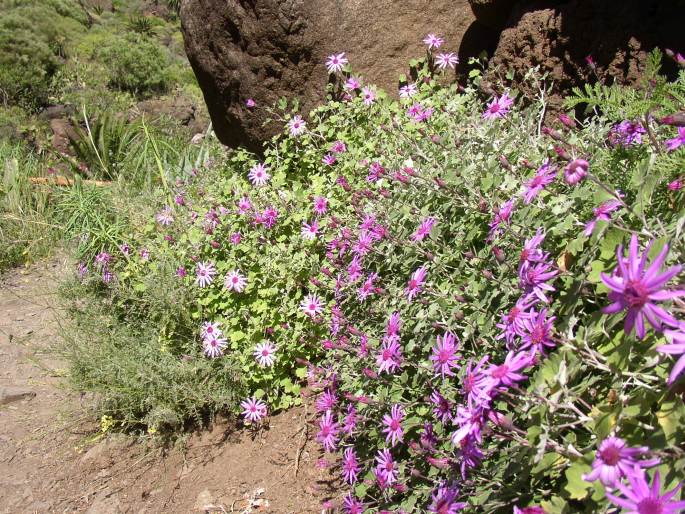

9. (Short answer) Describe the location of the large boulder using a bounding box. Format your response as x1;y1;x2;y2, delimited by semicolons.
180;0;476;151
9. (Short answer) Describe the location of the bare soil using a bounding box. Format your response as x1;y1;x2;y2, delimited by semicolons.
0;258;332;513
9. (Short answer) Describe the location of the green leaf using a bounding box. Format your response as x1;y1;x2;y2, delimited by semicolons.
563;461;592;500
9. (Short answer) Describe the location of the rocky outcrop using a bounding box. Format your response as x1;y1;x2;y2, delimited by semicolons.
180;0;476;151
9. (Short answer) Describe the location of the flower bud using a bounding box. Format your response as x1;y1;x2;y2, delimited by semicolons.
499;155;512;171
492;246;505;263
558;113;576;129
553;145;570;160
482;269;494;280
478;199;488;212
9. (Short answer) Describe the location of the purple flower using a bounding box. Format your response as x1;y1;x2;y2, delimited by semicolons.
411;217;437;241
564;158;589;185
610;120;646;146
301;293;324;317
361;87;376;106
399;83;418;99
240;397;267;422
357;272;378;301
95;252;111;266
343;492;364;514
367;161;385;182
451;400;486;445
519;309;557;355
342;447;360;484
195;261;217;288
342;404;357;435
435;52;459;70
313;196;328;215
347;255;363;282
456;434;484;479
665;127;685;151
605;468;685;513
520;228;547;265
325;52;348;74
245;98;255;109
522;161;557;204
382;404;405;446
496;295;536;345
513;507;546;514
584;199;622;236
377;338;403;374
330;140;347;153
428;483;467;513
386;311;402;339
430;331;460;378
488;199;515;239
230;232;241;245
344;76;361;91
202;335;227;358
248;162;270;186
316;410;339;452
461;356;492;405
657;326;685;384
287;115;306;137
423;33;444;50
175;266;187;278
601;235;684;339
405;265;428;301
483;92;514;119
519;258;558;303
322;153;337;166
301;220;319;240
430;390;452;424
375;449;398;486
583;437;660;488
353;229;374;255
156;206;174;225
316;389;337;412
486;350;533;389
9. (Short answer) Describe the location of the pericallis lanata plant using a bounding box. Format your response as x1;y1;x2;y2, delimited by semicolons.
81;36;685;513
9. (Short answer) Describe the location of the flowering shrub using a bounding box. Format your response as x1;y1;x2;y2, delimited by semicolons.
69;38;685;511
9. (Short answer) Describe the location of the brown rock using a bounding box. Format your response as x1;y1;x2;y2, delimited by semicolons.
49;118;78;156
133;95;208;135
0;387;35;406
180;0;476;151
467;0;518;30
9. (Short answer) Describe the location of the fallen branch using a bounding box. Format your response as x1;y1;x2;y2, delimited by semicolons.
29;176;111;187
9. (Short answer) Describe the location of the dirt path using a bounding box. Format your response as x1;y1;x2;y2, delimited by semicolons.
0;259;332;513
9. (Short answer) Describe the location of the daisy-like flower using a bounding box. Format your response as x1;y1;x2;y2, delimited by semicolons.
330;140;347;153
605;468;685;513
313;196;328;215
483;92;514;119
203;335;228;358
488;199;515;239
316;410;339;452
253;341;277;367
522;161;557;204
601;235;684;339
237;196;252;214
584;199;622;236
496;295;536;345
520;228;547;265
240;397;267;422
248;162;270;186
343;492;364;514
519;258;558;303
325;52;348;74
428;483;468;513
287;115;306;137
119;243;131;256
361;86;376;106
564;158;589;185
451;401;486;445
386;311;402;339
156;206;174;226
201;321;222;339
224;270;247;292
435;52;459;70
405;265;428;301
462;356;492;405
357;272;378;301
485;350;533;389
316;389;337;412
666;127;685;151
347;255;363;282
300;293;324;317
519;308;557;354
195;261;217;287
301;220;319;240
411;217;437;241
382;404;405;446
430;390;452;424
245;98;256;109
95;252;111;266
342;404;357;435
322;153;336;166
375;449;398;485
657;326;685;384
583;437;660;488
610;120;646;147
456;434;484;479
377;338;403;374
176;266;187;278
430;331;460;378
423;33;444;50
342;447;360;484
230;232;241;245
399;83;418;98
344;76;361;91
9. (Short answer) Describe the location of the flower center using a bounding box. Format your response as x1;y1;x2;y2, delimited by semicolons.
261;349;269;356
624;279;649;308
390;420;400;431
490;103;500;113
637;498;663;514
492;364;509;379
531;325;546;344
309;303;316;311
507;307;520;321
438;349;452;363
599;444;621;466
408;279;418;289
382;349;392;360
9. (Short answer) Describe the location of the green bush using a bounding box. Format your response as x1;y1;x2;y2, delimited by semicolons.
93;34;172;97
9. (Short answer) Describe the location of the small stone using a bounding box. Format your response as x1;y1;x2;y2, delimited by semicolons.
0;387;36;405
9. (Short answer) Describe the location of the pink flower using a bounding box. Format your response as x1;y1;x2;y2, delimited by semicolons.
519;308;556;354
240;397;267;422
486;350;533;389
288;115;306;137
201;321;222;339
375;449;398;485
156;206;174;225
237;196;252;214
195;261;217;288
342;447;360;484
322;153;337;166
362;86;376;106
300;293;324;317
423;33;444;50
483;92;514;119
316;410;339;451
665;127;685;151
343;493;364;514
657;326;685;384
230;232;241;245
564;158;589;185
583;437;660;488
488;199;515;239
330;140;347;153
668;178;683;191
583;199;621;236
405;265;428;301
601;235;684;339
411;217;437;241
301;220;319;240
357;272;378;301
253;341;277;367
399;83;418;98
430;332;460;378
428;483;467;513
605;468;685;514
382;404;405;446
224;270;247;292
344;76;361;91
248;162;270;186
522;161;557;204
377;338;403;374
430;390;452;424
313;196;328;215
435;52;459;70
203;335;228;358
246;98;256;109
325;52;348;74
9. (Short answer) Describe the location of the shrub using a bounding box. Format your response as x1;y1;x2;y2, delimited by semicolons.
65;44;685;513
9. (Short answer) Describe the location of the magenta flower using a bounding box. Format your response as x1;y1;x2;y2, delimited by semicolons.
488;199;515;239
483;92;514;119
253;341;277;367
224;270;247;292
601;235;684;339
399;83;418;98
313;196;328;215
522;161;557;204
405;265;428;301
486;350;533;389
519;308;557;354
316;410;339;452
342;404;357;435
201;321;222;339
411;217;437;241
248;162;270;186
665;127;685;151
357;272;378;301
94;251;111;266
610;120;646;146
342;447;360;483
240;397;267;422
435;52;459;70
513;507;546;514
353;229;374;255
382;404;405;446
428;483;467;513
386;311;402;339
330;140;347;153
377;338;403;374
195;261;217;288
375;449;398;485
347;255;363;282
520;228;547;265
656;326;685;384
230;232;241;245
456;434;484;479
519;259;558;303
322;153;336;166
316;389;337;412
367;161;385;182
583;437;660;488
605;468;685;513
361;86;376;106
325;52;348;74
287;115;306;137
451;401;486;445
584;199;622;236
430;390;453;424
461;356;492;405
156;206;174;225
496;295;536;345
202;334;227;357
564;158;589;185
344;76;361;91
423;33;444;50
245;98;255;108
430;331;460;378
176;266;186;278
301;220;319;240
300;293;324;317
237;196;251;214
343;493;364;514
